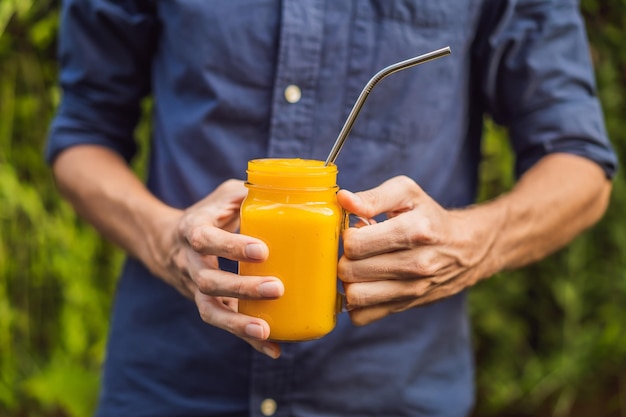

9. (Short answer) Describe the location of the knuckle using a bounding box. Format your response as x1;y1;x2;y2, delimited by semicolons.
349;312;369;327
187;228;207;252
397;222;416;248
397;175;420;195
222;239;239;258
360;189;379;208
344;284;366;308
197;301;215;325
392;299;421;315
337;258;354;281
411;280;431;298
418;217;437;243
408;253;437;277
222;178;240;189
196;272;218;295
341;229;362;259
402;217;436;247
196;297;241;337
218;179;244;195
232;278;248;297
396;175;413;188
221;314;238;334
396;221;423;248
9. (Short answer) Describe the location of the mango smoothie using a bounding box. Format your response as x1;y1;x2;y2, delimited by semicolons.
238;158;342;341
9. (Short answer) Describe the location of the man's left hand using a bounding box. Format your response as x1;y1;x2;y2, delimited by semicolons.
337;175;498;326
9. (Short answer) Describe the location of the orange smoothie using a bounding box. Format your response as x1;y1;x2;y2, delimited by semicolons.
238;158;342;341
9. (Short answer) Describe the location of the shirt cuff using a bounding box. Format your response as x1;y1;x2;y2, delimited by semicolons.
509;98;618;179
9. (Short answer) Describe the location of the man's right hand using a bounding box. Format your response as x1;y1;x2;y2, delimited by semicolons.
161;179;284;359
53;146;283;359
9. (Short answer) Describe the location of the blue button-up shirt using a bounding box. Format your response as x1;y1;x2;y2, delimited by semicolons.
47;1;617;416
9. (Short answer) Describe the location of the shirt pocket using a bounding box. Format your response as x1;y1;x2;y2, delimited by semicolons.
343;0;474;148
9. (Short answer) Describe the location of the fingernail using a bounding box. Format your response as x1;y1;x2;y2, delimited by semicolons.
258;281;283;297
245;243;266;260
245;323;265;339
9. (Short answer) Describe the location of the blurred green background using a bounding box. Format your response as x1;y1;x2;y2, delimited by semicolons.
1;1;625;416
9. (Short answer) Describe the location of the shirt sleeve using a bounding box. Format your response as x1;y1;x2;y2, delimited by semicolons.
46;0;158;164
476;0;618;178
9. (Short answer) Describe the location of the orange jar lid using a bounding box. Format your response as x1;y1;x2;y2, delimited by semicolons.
246;158;337;189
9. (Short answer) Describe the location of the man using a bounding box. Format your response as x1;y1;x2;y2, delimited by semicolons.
47;1;616;416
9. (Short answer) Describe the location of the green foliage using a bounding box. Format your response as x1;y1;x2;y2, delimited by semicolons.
0;1;625;417
0;2;121;416
470;1;626;415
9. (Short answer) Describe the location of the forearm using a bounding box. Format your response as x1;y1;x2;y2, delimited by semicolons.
469;153;612;278
52;145;181;281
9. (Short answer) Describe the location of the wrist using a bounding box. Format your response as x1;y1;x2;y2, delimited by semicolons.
452;198;509;283
135;202;185;282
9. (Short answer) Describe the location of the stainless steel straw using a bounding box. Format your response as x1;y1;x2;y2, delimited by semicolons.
324;46;451;166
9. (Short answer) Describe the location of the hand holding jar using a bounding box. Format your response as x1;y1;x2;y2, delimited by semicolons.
167;179;285;358
337;175;498;326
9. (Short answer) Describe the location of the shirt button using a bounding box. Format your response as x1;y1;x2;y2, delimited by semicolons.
284;84;302;103
260;398;277;416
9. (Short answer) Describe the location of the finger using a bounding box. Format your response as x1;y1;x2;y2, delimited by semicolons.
221;215;241;234
348;300;413;326
186;179;246;232
338;249;453;282
348;299;432;326
337;176;424;220
348;284;460;326
193;267;284;299
185;225;269;261
341;211;439;259
195;293;281;359
341;218;405;259
344;269;464;308
213;178;247;199
198;179;247;207
246;337;282;359
343;278;434;309
346;276;467;326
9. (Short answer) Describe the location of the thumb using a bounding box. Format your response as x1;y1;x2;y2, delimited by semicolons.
337;176;422;219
